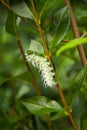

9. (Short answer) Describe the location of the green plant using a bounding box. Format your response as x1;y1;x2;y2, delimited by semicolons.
0;0;87;130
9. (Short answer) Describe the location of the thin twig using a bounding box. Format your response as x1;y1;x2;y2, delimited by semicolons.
64;0;87;66
62;39;70;42
29;0;53;67
81;32;87;38
57;84;78;130
14;24;41;96
29;0;78;130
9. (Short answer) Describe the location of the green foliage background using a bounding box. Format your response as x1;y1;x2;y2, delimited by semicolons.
0;0;87;130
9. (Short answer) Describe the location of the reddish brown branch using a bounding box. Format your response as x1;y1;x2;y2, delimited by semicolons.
29;0;53;68
64;0;87;66
56;84;78;130
16;39;41;96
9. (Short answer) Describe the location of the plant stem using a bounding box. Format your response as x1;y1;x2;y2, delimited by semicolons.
0;0;12;10
17;39;41;96
57;84;78;130
29;0;78;130
64;0;87;66
45;114;54;130
29;0;53;67
14;25;41;96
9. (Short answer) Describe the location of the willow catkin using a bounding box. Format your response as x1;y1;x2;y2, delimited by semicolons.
25;52;56;88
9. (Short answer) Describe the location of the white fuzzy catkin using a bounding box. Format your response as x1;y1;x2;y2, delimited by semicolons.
25;53;57;88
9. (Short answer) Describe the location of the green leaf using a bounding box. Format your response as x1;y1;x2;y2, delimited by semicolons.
70;66;87;104
11;0;34;19
50;111;66;120
34;0;46;13
0;7;7;30
19;23;39;38
5;11;17;36
26;39;45;56
16;85;31;100
52;6;70;47
22;96;64;115
0;71;32;86
40;0;63;21
75;9;87;20
56;38;87;56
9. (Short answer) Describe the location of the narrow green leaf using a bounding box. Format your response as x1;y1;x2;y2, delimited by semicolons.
75;9;87;19
0;7;7;30
11;0;34;19
40;0;63;21
50;111;66;120
56;38;87;56
16;85;31;100
22;96;63;115
70;66;87;104
19;23;39;37
29;40;44;53
27;39;44;55
34;0;46;13
5;11;16;36
52;6;70;47
0;71;32;86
